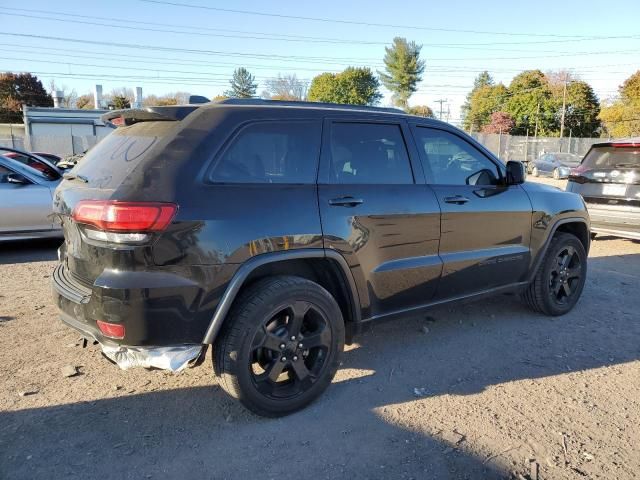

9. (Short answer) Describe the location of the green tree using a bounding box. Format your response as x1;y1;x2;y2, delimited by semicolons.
308;67;381;106
378;37;425;108
226;67;257;98
504;70;555;135
406;105;434;118
561;81;601;137
463;83;508;132
461;71;495;127
110;95;131;110
0;72;52;122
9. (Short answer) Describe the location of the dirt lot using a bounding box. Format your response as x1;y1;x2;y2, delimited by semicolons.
1;178;639;480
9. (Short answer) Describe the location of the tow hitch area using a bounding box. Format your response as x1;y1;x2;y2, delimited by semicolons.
100;344;204;372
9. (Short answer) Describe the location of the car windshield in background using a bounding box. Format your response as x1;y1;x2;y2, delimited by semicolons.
1;156;59;182
582;146;640;169
1;152;61;180
554;154;581;164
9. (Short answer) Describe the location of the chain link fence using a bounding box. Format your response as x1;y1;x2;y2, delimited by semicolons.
470;133;604;164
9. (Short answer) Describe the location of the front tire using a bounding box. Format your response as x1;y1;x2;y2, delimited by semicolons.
213;276;345;417
522;232;587;316
553;168;560;180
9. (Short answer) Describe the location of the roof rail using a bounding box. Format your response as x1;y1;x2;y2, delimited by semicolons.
214;98;405;114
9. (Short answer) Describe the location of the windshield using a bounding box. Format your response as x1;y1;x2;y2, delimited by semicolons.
582;146;640;169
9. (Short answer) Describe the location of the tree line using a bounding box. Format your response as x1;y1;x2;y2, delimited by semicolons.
1;39;639;137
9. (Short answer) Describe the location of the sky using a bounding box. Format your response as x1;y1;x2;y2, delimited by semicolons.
1;0;639;125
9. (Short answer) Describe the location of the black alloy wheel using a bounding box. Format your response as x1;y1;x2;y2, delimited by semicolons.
213;275;344;417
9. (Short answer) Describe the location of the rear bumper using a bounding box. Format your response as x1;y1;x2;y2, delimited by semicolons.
587;204;640;240
52;262;234;346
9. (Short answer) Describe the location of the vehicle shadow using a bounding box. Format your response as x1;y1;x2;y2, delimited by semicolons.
1;254;638;479
0;238;61;265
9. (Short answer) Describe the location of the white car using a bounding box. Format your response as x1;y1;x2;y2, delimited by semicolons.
0;148;63;241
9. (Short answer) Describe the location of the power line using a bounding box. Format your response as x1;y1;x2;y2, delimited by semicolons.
3;9;639;49
2;32;637;65
138;0;636;39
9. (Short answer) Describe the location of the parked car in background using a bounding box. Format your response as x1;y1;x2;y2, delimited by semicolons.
1;147;65;175
53;99;590;416
0;154;63;241
567;139;640;240
531;152;582;179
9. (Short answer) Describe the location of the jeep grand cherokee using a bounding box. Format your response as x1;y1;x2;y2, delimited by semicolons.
53;99;590;416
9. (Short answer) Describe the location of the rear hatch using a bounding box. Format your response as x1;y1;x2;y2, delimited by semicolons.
568;143;640;208
54;116;184;285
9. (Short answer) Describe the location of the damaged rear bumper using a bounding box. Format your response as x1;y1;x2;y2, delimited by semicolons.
58;309;204;372
101;344;204;372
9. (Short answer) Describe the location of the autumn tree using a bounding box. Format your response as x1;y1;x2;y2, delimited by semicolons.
463;83;508;132
600;70;640;137
482;111;515;134
461;71;495;128
225;68;257;98
308;67;381;106
0;72;52;122
406;105;434;118
76;93;95;109
378;37;425;108
264;74;308;101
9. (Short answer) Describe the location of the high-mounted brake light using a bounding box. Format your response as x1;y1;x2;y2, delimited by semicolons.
611;143;640;148
72;201;177;232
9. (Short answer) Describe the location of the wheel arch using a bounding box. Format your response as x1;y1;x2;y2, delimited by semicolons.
202;249;361;345
527;217;590;283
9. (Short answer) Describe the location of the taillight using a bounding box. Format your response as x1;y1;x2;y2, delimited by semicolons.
72;201;177;232
97;320;125;339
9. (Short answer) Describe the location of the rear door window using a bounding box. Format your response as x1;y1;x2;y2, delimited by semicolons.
210;120;321;184
327;122;413;184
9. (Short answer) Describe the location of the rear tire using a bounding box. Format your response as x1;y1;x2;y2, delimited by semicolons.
532;166;539;177
213;275;345;417
522;232;587;316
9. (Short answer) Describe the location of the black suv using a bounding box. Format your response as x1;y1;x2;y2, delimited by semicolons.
567;139;640;240
53;99;590;416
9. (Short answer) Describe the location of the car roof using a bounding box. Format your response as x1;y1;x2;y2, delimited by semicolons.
102;99;451;128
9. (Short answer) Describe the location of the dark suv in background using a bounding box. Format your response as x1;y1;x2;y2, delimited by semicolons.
53;99;590;416
567;139;640;240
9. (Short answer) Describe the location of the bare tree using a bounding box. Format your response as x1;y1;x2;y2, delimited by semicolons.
264;74;308;101
48;80;78;108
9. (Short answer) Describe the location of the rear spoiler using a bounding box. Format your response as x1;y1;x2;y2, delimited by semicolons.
101;106;200;127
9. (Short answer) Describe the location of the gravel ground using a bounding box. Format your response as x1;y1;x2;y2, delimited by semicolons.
1;178;639;480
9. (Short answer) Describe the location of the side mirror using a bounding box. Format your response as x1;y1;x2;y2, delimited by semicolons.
7;173;30;185
506;161;526;185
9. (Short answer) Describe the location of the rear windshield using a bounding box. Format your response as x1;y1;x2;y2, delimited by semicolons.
70;121;177;186
582;146;640;169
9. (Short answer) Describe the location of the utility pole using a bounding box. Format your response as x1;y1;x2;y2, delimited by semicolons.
446;104;451;122
534;102;540;139
435;99;447;121
559;74;568;139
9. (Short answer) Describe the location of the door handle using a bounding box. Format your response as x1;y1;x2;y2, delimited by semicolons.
443;195;470;205
329;196;364;207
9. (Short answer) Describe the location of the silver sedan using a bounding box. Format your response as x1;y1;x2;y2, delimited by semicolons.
0;153;63;241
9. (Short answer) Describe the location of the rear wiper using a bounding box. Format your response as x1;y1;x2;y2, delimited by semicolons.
63;172;89;183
